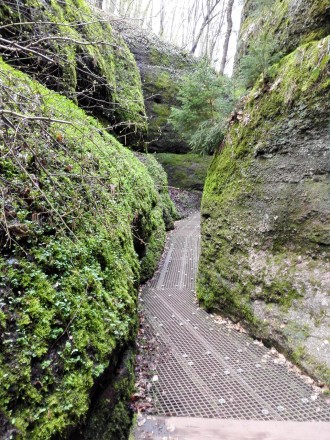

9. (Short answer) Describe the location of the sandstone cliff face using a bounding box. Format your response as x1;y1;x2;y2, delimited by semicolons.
110;19;195;153
0;59;177;439
198;0;330;385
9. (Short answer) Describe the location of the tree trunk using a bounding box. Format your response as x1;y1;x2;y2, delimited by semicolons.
219;0;234;74
159;0;165;37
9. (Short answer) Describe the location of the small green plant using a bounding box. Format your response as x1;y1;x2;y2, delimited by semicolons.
247;0;274;17
238;33;282;88
169;60;237;155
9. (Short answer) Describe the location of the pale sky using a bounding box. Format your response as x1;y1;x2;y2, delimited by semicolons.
101;0;243;75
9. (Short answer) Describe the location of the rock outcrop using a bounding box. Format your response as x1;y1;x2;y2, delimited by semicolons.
235;0;330;72
155;153;213;191
198;0;330;385
0;0;146;142
110;18;196;153
0;2;177;438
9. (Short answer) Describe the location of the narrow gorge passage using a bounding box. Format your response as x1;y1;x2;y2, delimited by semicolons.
137;212;330;429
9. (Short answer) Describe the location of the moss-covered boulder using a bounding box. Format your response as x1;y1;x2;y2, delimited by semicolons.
110;19;196;153
0;0;146;142
198;30;330;385
134;153;179;231
155;153;213;191
0;58;174;438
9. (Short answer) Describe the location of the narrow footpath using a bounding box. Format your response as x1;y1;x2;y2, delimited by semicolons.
134;212;330;439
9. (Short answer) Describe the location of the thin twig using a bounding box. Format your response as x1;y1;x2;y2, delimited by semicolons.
0;110;72;125
0;37;55;63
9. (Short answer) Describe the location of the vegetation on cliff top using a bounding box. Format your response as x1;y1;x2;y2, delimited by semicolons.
236;0;330;75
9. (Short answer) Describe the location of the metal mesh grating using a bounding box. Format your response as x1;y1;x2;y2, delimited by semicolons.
140;212;330;421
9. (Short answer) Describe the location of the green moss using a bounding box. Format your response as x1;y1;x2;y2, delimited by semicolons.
147;103;172;135
198;37;329;320
196;266;268;340
150;48;173;68
0;60;166;438
291;346;330;386
153;72;178;100
78;349;136;440
139;205;166;282
0;0;146;136
134;153;179;230
236;0;329;74
155;153;212;191
143;71;181;144
258;280;301;308
149;47;190;70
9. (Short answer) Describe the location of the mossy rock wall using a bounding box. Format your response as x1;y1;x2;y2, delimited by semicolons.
155;153;213;191
198;33;330;385
70;348;136;440
235;0;330;74
0;0;146;142
110;19;196;153
0;59;174;438
134;153;179;231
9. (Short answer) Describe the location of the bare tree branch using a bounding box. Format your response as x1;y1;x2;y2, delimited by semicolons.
0;110;72;125
0;37;55;63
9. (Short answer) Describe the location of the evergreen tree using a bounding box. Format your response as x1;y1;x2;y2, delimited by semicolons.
238;34;282;88
169;61;236;154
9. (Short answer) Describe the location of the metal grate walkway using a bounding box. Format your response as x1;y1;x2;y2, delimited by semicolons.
140;212;330;422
